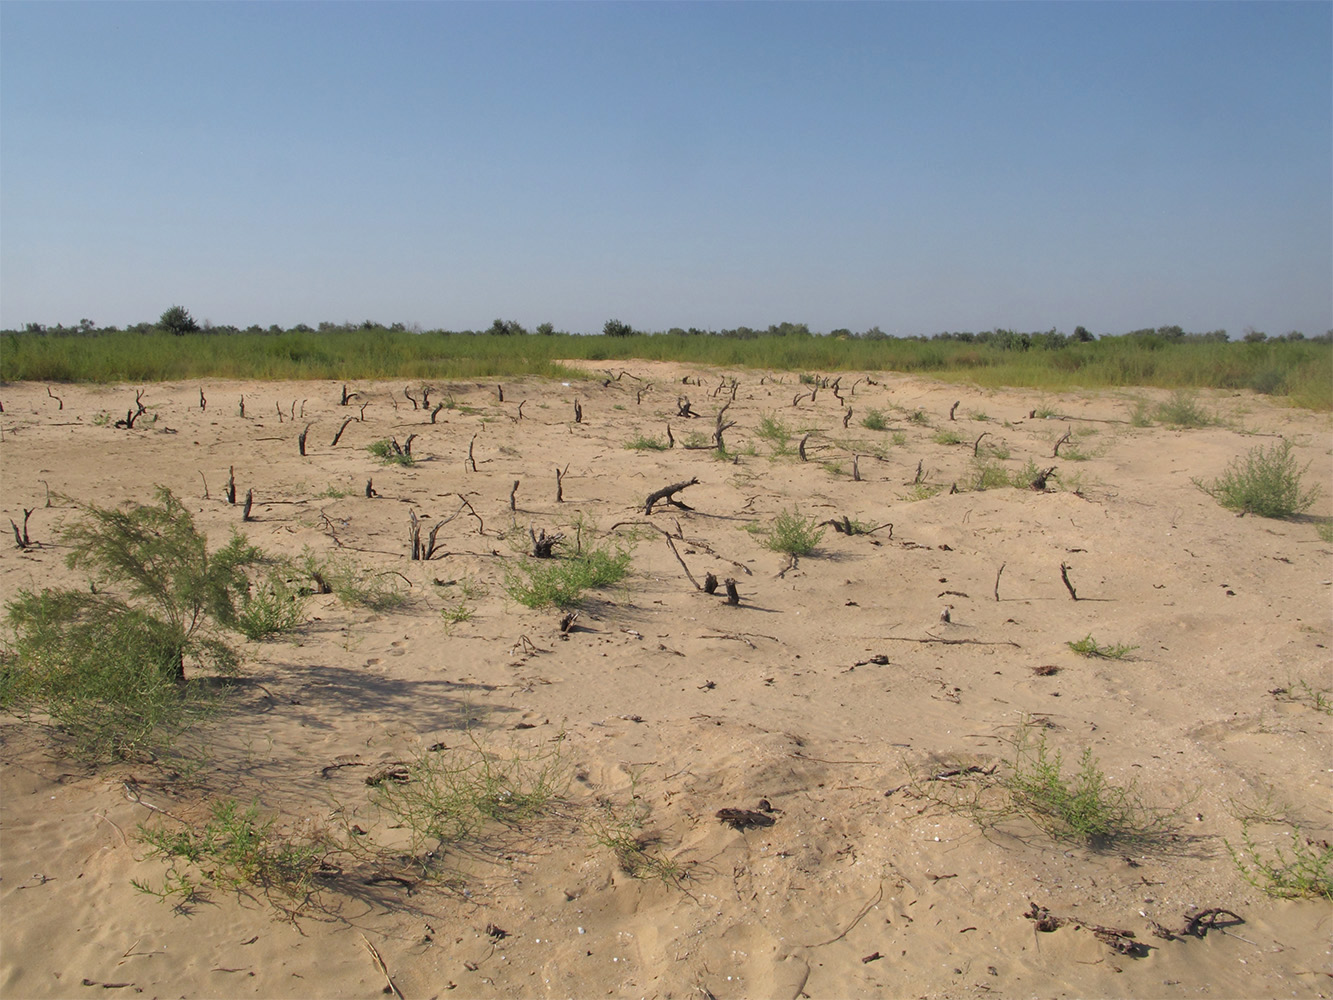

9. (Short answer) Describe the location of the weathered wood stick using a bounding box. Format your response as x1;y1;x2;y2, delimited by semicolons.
331;418;354;446
645;477;699;515
1059;562;1079;600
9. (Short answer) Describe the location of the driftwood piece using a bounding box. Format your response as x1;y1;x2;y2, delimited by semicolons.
530;526;564;558
724;578;740;605
703;572;718;594
1053;429;1072;457
798;433;809;461
713;402;735;452
242;489;254;522
331;417;354;447
1029;466;1057;491
843;407;852;429
404;386;419;410
10;508;34;549
645;477;699;515
664;535;701;590
47;386;63;410
238;395;245;418
852;455;861;481
466;435;477;472
716;808;774;830
509;480;520;511
359;402;369;421
199;388;206;411
949;401;959;421
430;402;445;423
340;384;357;405
677;396;698;418
1059;562;1079;600
820;517;891;537
994;562;1005;601
555;464;567;503
298;424;311;456
225;467;237;505
573;399;583;423
497;384;504;402
365;479;377;498
972;431;990;456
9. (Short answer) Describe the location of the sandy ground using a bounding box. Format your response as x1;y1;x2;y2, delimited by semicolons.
1;362;1330;1000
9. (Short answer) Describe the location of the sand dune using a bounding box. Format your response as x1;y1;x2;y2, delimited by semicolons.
2;363;1330;999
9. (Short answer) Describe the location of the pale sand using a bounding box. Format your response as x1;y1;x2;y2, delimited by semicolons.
1;363;1330;999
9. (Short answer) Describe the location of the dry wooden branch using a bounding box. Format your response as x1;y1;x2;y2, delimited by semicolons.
677;396;697;418
198;471;209;499
199;388;206;411
949;401;959;421
242;489;254;522
331;417;354;447
972;431;990;456
10;508;34;549
225;467;237;505
509;480;520;511
663;535;702;589
297;424;311;457
994;562;1005;602
466;435;477;472
238;395;245;418
497;384;504;402
340;384;356;406
403;386;419;410
1053;429;1072;456
365;479;377;498
430;402;445;423
555;464;567;503
799;433;809;461
47;386;63;410
645;477;699;515
852;455;862;482
724;578;740;605
359;934;405;1000
703;571;718;594
530;526;564;558
1029;466;1056;491
883;635;1021;648
358;402;368;421
1059;562;1079;600
573;399;583;423
515;400;526;421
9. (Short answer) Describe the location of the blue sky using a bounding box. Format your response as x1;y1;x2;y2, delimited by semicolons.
2;1;1329;336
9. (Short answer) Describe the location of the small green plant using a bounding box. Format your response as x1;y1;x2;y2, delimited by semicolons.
1001;727;1166;847
933;429;963;445
969;410;990;421
1193;440;1321;518
891;431;907;446
1226;821;1332;899
235;573;308;641
625;434;669;451
901;483;945;502
314;484;351;499
1317;521;1333;543
763;507;825;557
504;544;633;609
1128;398;1154;427
973;461;1011;491
906;409;930;425
861;409;888;431
369;739;566;854
367;439;415;466
1067;635;1138;659
135;798;330;905
440;602;475;632
1154;390;1213;428
1033;404;1059;419
755;414;793;452
91;411;112;427
305;551;409;611
1270;677;1333;714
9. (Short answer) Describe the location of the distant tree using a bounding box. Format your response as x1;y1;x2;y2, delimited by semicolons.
603;319;634;337
830;328;852;339
536;322;555;336
1243;327;1267;343
158;306;199;336
488;318;527;336
78;318;96;333
244;325;264;335
24;322;46;334
1073;325;1094;342
859;326;888;340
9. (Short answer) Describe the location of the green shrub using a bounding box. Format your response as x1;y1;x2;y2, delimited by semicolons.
933;429;963;445
2;489;262;760
1226;821;1333;899
236;573;308;640
1194;440;1321;518
625;434;669;451
504;545;633;609
367;439;415;466
763;507;825;556
861;409;888;431
1003;730;1163;847
1154;390;1213;428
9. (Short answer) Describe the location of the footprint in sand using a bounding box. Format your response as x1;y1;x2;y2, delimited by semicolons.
364;658;381;667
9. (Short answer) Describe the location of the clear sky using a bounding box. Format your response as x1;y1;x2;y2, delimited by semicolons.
2;1;1330;337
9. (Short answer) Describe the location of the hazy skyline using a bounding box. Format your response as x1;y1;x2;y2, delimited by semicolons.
2;1;1330;336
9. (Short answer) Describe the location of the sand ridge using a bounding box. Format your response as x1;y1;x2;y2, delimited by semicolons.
1;362;1330;998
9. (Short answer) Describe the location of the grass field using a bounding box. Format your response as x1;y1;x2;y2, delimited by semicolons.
3;328;1330;409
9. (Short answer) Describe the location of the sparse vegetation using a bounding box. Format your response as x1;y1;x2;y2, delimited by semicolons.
625;433;670;451
367;439;415;466
235;573;308;641
504;543;633;609
1154;390;1214;428
1194;440;1321;518
1226;820;1333;899
1067;635;1138;659
861;409;888;431
933;429;963;445
762;507;825;557
1001;729;1168;847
